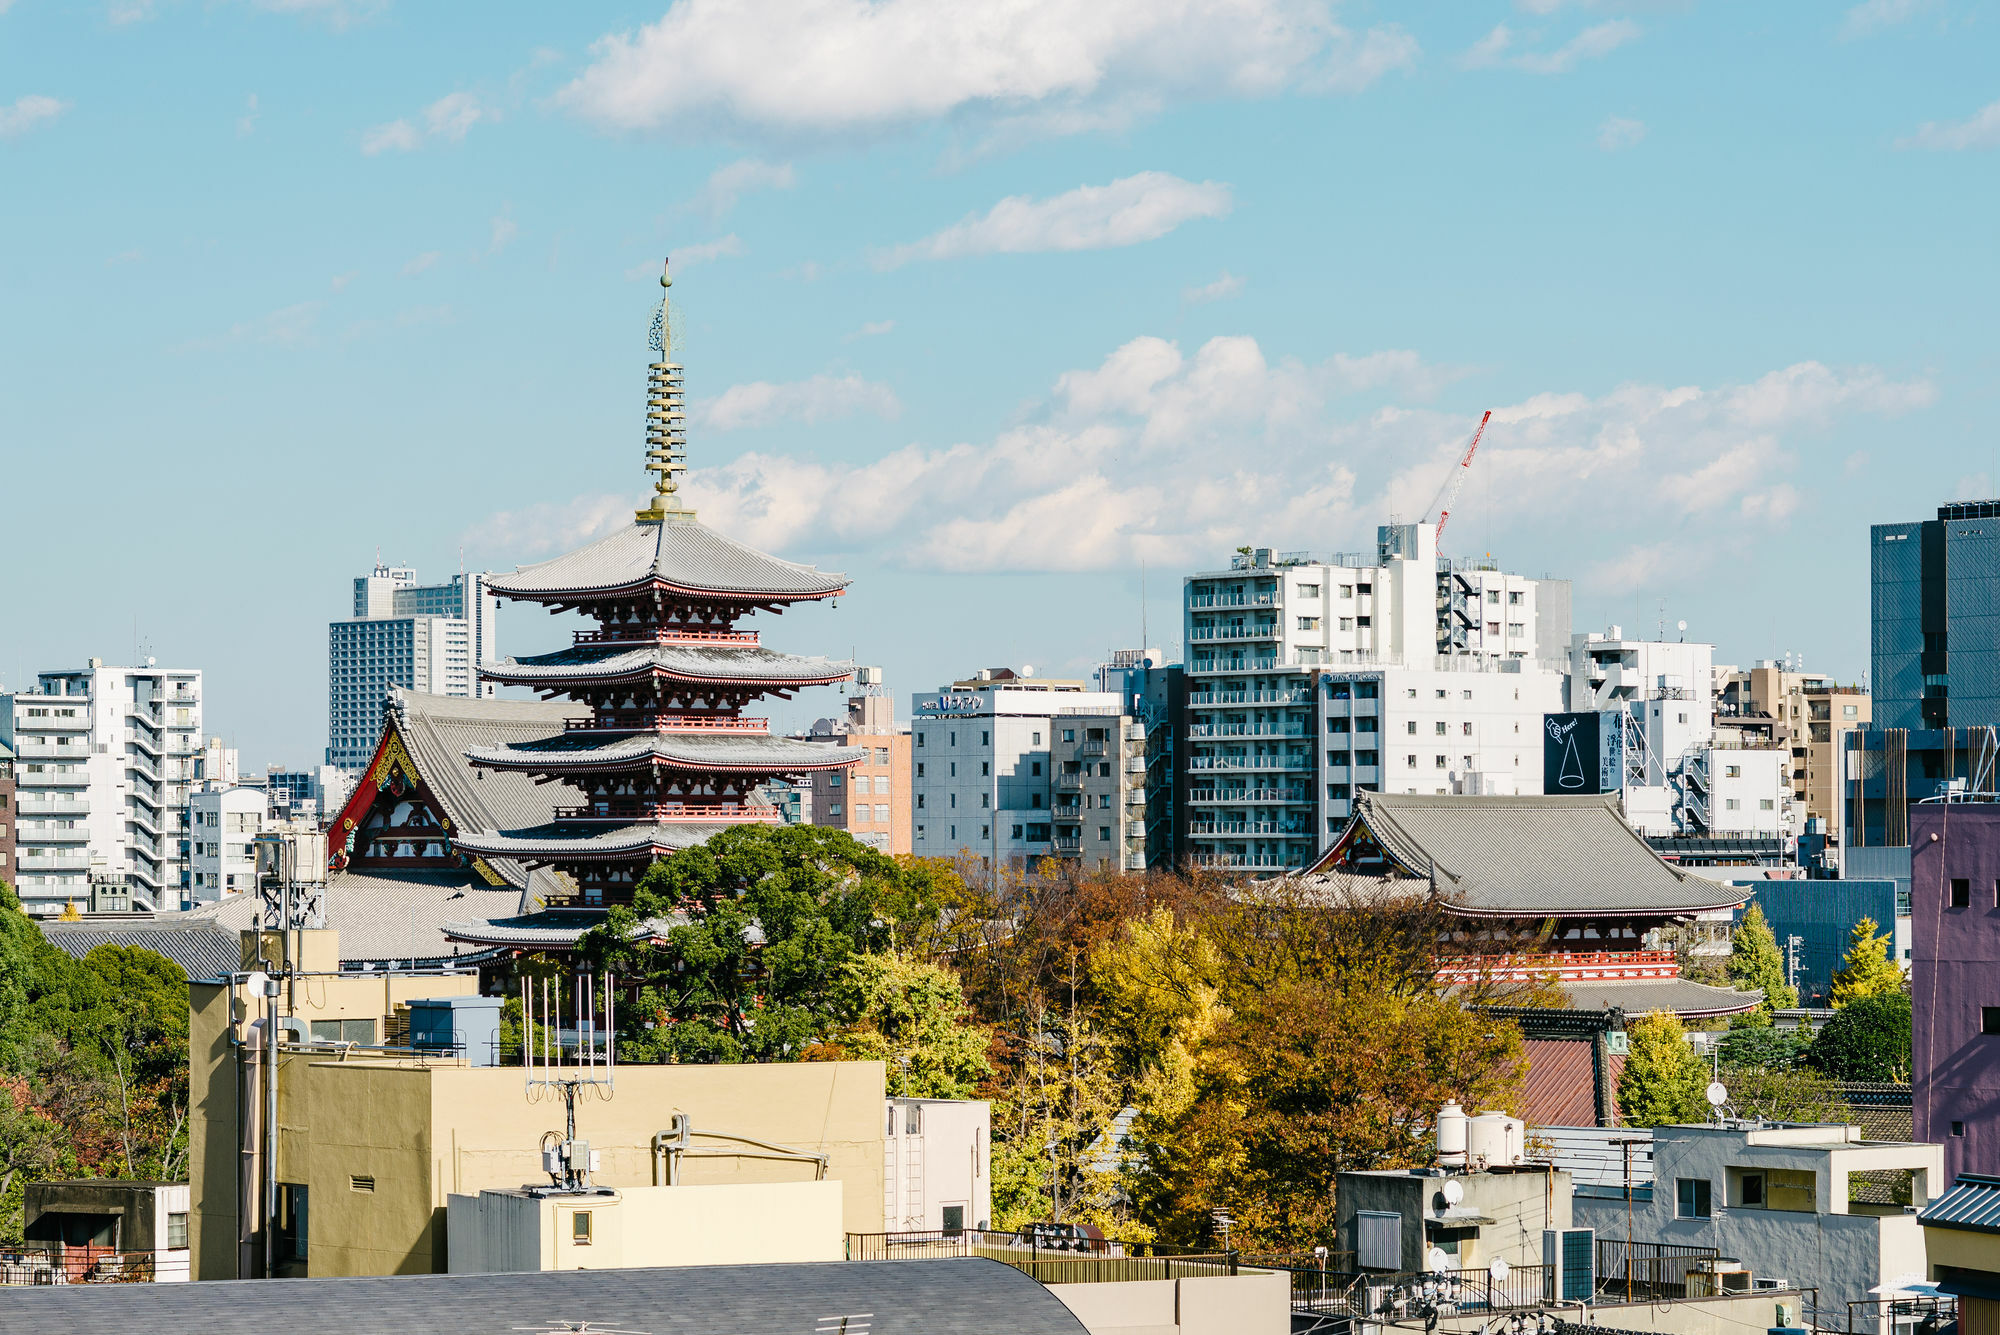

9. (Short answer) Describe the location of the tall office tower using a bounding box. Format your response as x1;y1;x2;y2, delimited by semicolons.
1181;522;1571;873
327;564;501;773
0;661;203;915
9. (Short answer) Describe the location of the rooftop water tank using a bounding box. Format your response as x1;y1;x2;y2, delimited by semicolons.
1468;1111;1525;1167
1437;1102;1468;1169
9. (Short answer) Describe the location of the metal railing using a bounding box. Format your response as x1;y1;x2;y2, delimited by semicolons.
572;627;759;646
845;1230;1236;1284
565;714;769;732
0;1246;190;1285
1187;788;1307;804
552;803;783;823
1595;1240;1718;1301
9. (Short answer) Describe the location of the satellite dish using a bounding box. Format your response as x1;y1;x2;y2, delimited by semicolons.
1442;1179;1464;1207
1489;1258;1511;1285
1706;1081;1729;1107
1677;621;1688;632
1021;665;1035;677
1426;1246;1451;1274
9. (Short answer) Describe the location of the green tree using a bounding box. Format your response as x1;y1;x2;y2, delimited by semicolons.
1715;1024;1812;1071
832;952;992;1099
990;1003;1130;1236
1718;1065;1852;1123
1728;904;1798;1023
1618;1010;1711;1126
1805;991;1911;1081
1830;918;1903;1009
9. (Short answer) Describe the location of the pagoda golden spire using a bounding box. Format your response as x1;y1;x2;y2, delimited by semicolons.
637;257;692;523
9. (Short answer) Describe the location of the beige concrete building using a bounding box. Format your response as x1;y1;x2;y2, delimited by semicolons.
1050;716;1149;872
1717;662;1870;830
806;670;911;854
187;930;890;1281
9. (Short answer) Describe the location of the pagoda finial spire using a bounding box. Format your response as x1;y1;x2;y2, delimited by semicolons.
637;257;692;523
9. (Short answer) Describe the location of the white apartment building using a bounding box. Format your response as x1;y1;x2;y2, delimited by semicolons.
1184;523;1572;872
327;565;499;773
187;784;268;905
0;661;202;915
908;673;1126;872
883;1097;992;1234
1565;627;1795;840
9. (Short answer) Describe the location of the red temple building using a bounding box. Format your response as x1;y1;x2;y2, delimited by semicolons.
444;260;860;913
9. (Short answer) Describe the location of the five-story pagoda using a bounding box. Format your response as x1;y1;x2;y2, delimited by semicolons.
450;261;862;908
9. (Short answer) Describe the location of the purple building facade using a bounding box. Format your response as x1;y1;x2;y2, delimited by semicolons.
1912;802;2000;1184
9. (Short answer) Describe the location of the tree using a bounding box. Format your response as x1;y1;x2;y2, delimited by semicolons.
831;952;992;1100
1618;1011;1710;1126
1717;1065;1852;1124
1727;904;1798;1023
1805;991;1911;1082
1830;918;1902;1009
1715;1024;1812;1072
989;1002;1129;1236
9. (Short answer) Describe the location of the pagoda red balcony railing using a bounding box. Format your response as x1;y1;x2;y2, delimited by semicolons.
1433;949;1680;986
573;627;760;647
566;715;770;732
553;803;785;823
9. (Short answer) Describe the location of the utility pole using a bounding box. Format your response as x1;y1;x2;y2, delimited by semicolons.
1611;1136;1649;1303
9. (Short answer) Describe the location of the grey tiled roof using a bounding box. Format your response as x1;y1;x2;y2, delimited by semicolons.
39;920;239;979
1921;1174;2000;1233
452;820;744;860
385;688;587;904
1312;792;1752;917
466;732;866;774
439;908;680;949
1561;976;1761;1018
485;514;849;601
483;640;854;687
0;1256;1089;1335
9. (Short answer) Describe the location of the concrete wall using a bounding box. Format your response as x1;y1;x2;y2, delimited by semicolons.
1339;1170;1571;1274
1430;1291;1806;1335
619;1181;843;1266
885;1097;991;1232
1050;1268;1290;1335
1912;802;2000;1184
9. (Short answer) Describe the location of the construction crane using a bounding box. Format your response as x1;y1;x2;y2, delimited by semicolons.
1423;409;1492;542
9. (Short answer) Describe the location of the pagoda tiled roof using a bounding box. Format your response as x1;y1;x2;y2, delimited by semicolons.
485;515;848;602
438;908;680;951
452;820;747;862
482;640;853;688
465;731;866;774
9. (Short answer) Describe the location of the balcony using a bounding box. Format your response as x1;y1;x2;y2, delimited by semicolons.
1187;624;1280;642
1187;755;1311;772
10;714;87;732
1188;822;1309;836
1188;592;1277;608
1079;738;1108;758
20;851;89;872
1055;772;1086;791
1125;822;1145;839
1123;852;1147;871
1053;834;1082;855
22;822;88;843
1186;724;1307;738
566;714;770;733
17;796;87;817
552;803;785;824
1124;757;1146;774
1186;788;1307;805
1190;853;1305;869
573;627;760;647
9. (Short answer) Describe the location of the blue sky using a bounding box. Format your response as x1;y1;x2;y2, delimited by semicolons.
2;0;1997;767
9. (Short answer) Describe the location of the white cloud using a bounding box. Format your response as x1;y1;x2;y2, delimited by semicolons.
1898;99;2000;151
674;234;745;266
1464;20;1639;74
177;300;324;353
402;251;440;277
488;210;518;256
330;270;359;292
615;343;1928;576
844;319;895;341
362;92;495;154
688;158;796;220
1183;271;1244;304
697;374;901;430
105;249;143;267
1954;473;1994;501
0;94;66;138
237;93;260;138
878;172;1231;268
556;0;1415;141
1841;0;1932;39
1597;116;1645;151
468;493;636;561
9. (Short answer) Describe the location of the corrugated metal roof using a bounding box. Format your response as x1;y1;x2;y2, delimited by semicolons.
0;1256;1086;1335
1536;1125;1655;1189
1920;1174;2000;1233
485;641;854;687
484;515;849;601
465;732;865;774
1309;792;1752;916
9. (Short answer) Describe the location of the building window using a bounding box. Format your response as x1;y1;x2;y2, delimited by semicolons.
1063;729;1075;743
1982;1007;2000;1036
1406;721;1418;735
1032;731;1041;745
1954;1122;1967;1136
1677;1178;1711;1219
1297;583;1320;597
916;795;925;809
830;803;844;816
1725;798;1740;811
167;1212;189;1249
1031;761;1042;776
916;763;925;777
1952;878;1971;909
1759;799;1774;810
572;1212;593;1245
1725;765;1741;779
1435;721;1447;735
1434;755;1447;769
1298;616;1320;631
1012;824;1023;838
1406;754;1418;767
916;824;925;839
1508;591;1522;605
980;761;990;776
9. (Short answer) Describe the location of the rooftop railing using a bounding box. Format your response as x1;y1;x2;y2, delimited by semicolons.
573;627;759;646
552;803;785;823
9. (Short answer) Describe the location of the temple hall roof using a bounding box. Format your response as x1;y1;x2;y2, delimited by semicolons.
1559;975;1761;1019
1307;791;1751;918
484;515;848;603
482;640;853;689
465;732;866;775
452;820;746;862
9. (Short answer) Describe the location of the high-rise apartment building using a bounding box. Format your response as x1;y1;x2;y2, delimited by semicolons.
0;742;14;887
909;670;1126;872
327;565;500;772
187;784;268;904
805;669;912;854
1181;523;1571;872
1094;650;1186;871
1717;660;1870;832
0;661;202;915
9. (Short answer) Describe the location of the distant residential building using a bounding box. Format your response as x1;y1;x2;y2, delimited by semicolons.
1094;649;1186;871
909;671;1124;871
0;661;202;916
0;741;14;887
1718;660;1870;833
264;765;351;824
805;669;910;854
186;784;268;906
1183;524;1571;872
327;564;500;774
1910;800;2000;1186
883;1097;991;1234
1049;714;1148;872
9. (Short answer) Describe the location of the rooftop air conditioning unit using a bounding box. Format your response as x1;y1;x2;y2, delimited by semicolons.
1544;1229;1595;1303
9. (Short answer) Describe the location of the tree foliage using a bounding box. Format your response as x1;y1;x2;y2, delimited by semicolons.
830;951;992;1100
1805;990;1911;1081
1718;1065;1852;1124
1715;1024;1812;1071
1830;918;1902;1009
1618;1010;1710;1126
1728;904;1798;1023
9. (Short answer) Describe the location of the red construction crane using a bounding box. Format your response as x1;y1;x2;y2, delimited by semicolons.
1423;410;1492;542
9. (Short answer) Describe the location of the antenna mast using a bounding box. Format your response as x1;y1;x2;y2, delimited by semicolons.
523;971;617;1193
